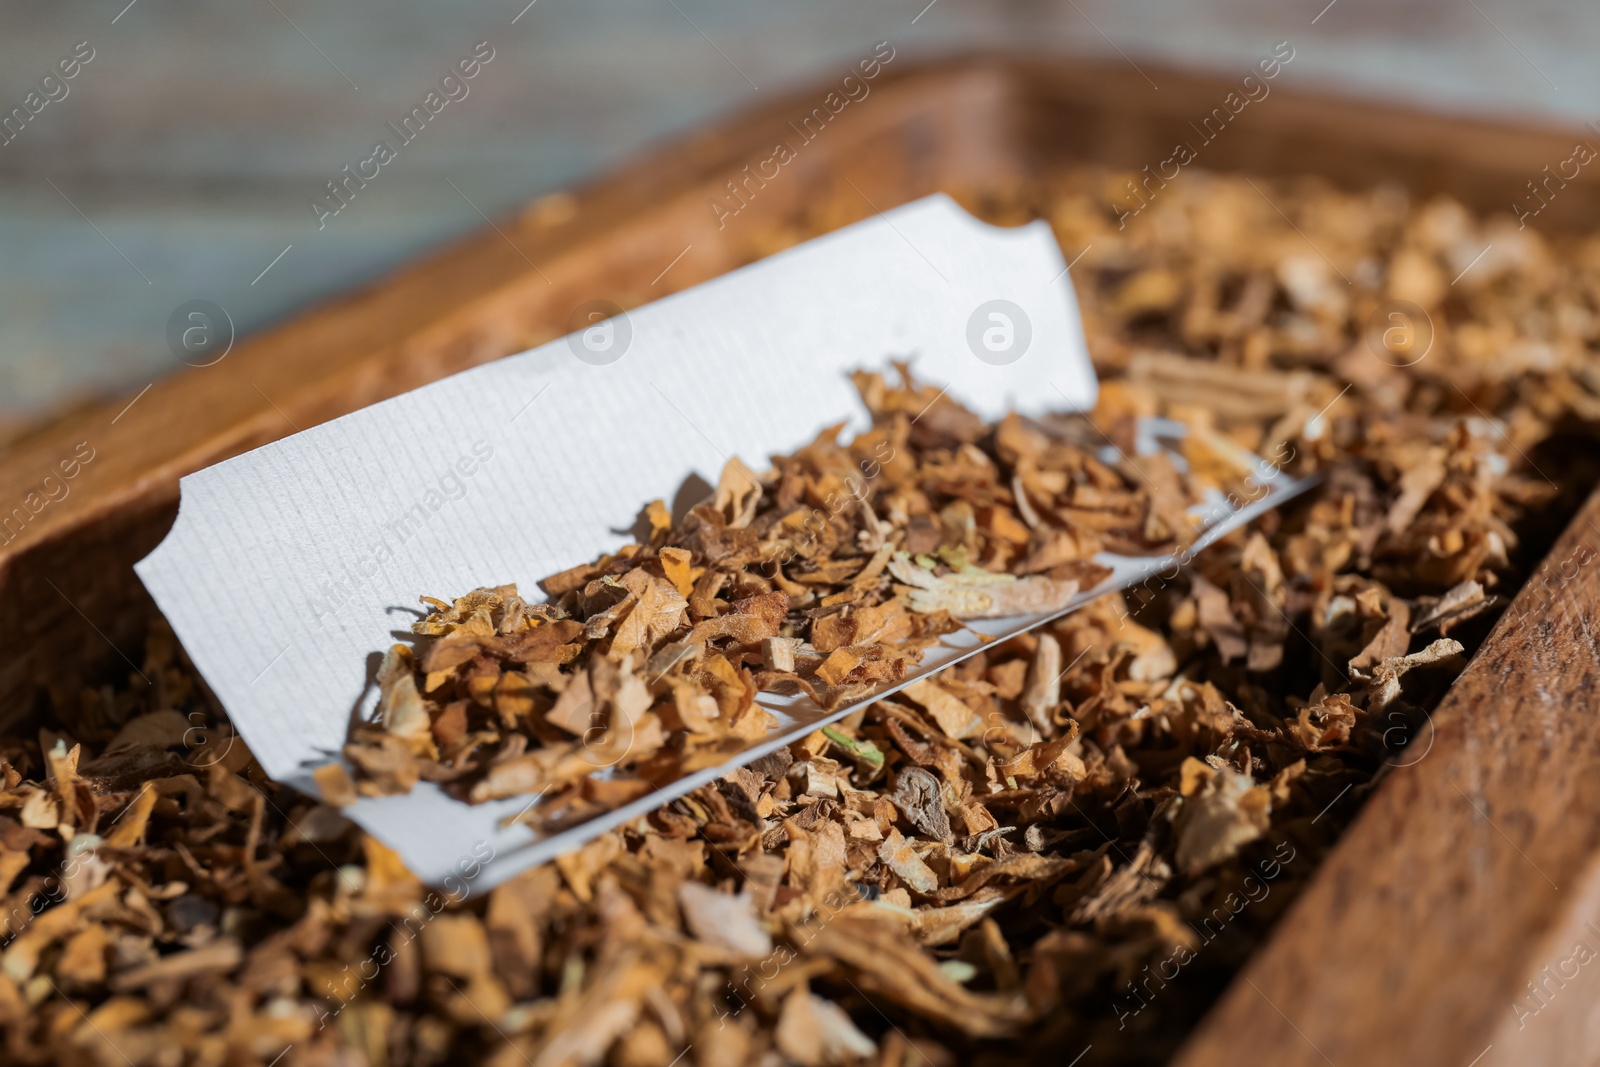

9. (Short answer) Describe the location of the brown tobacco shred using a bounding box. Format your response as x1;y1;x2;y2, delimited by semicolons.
342;368;1198;824
6;167;1600;1066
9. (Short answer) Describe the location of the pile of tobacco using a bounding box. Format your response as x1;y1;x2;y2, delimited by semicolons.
4;167;1599;1067
338;367;1217;827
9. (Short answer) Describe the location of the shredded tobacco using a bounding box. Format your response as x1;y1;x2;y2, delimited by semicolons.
4;168;1598;1067
341;367;1211;824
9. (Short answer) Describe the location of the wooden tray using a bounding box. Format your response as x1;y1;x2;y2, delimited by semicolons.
4;54;1599;1066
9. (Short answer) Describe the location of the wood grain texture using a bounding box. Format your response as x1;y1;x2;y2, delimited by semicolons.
1173;496;1600;1067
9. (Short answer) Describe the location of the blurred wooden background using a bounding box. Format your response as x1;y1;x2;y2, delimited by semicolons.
0;0;1594;443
